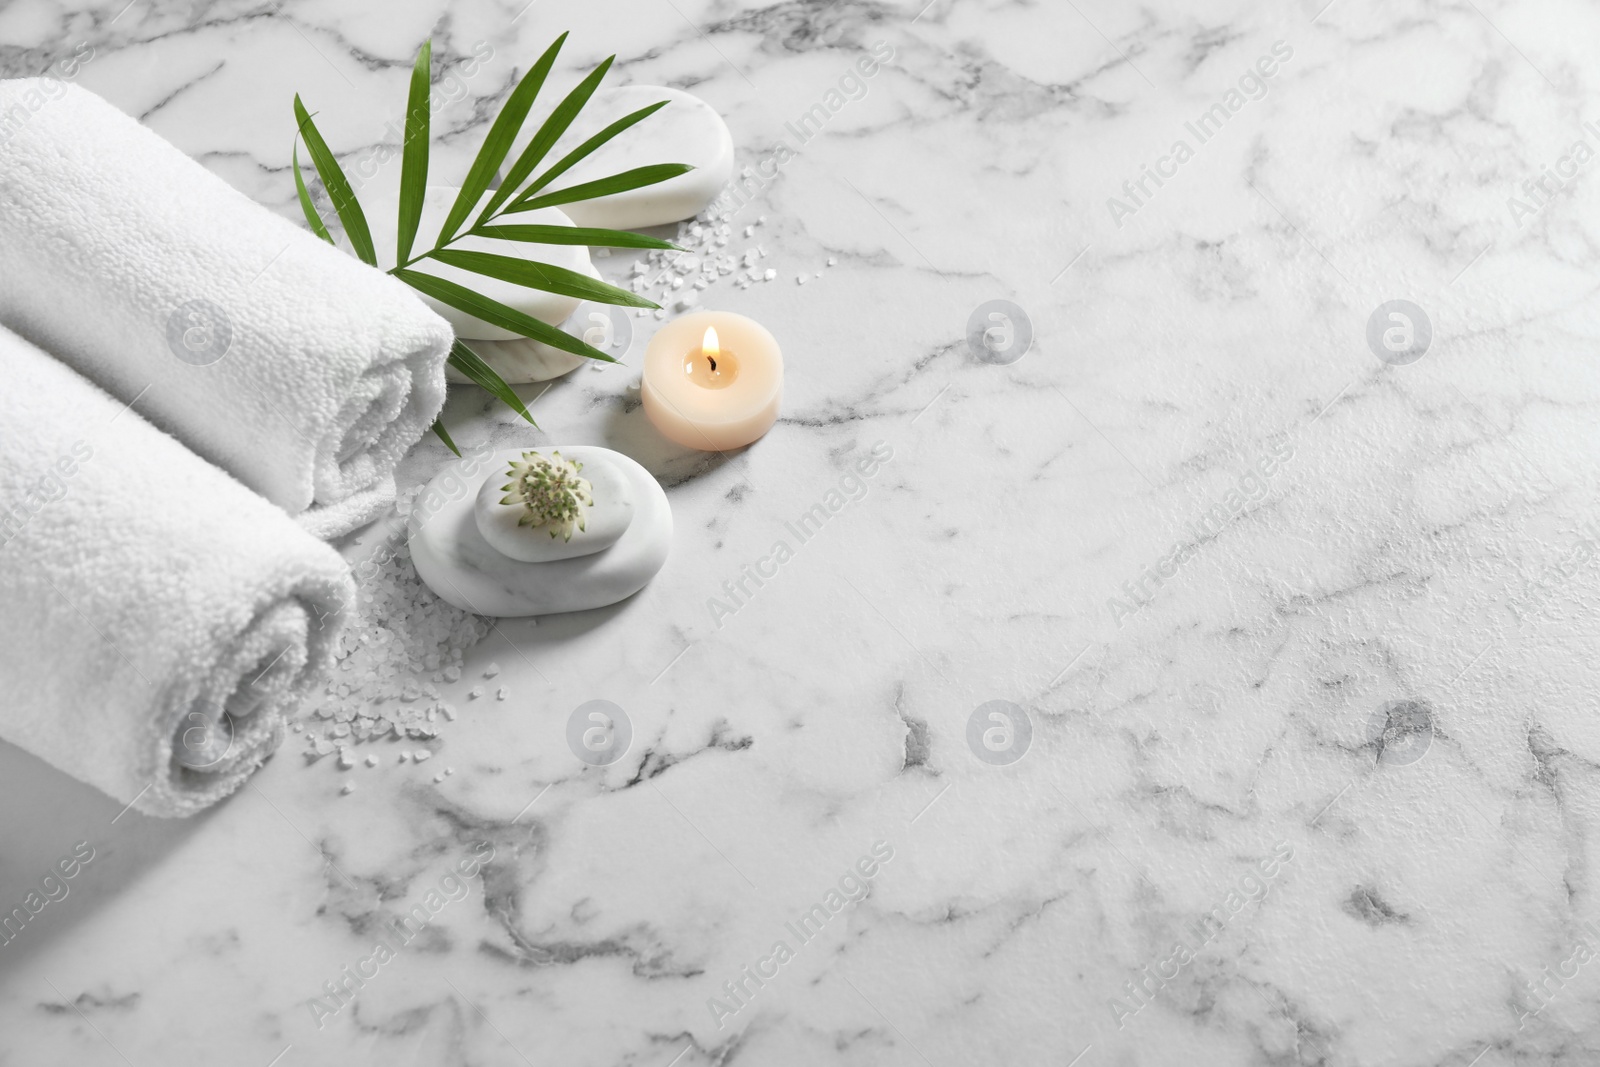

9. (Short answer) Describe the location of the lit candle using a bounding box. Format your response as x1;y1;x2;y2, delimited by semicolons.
641;311;782;450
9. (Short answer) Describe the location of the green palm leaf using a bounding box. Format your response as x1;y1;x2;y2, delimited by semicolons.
393;269;619;363
506;163;692;214
292;141;333;244
447;339;537;427
474;224;677;249
427;248;657;307
516;100;669;202
293;96;376;266
396;40;433;266
431;417;461;456
436;33;567;250
478;55;613;223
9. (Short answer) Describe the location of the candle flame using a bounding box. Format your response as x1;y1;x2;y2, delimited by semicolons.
702;326;719;361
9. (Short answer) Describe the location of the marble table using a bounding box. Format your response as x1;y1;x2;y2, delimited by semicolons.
3;0;1600;1064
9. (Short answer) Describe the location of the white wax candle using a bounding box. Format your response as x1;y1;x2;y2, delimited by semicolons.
641;311;782;450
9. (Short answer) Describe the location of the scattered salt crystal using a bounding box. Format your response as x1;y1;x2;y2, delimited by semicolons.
483;664;500;679
631;261;647;276
764;269;776;281
399;750;411;761
337;751;354;770
827;257;837;266
744;225;754;237
413;748;432;762
440;703;457;721
365;755;379;767
341;782;356;795
758;215;767;223
442;665;461;682
675;290;699;311
797;274;808;285
444;767;454;776
496;687;508;701
434;773;446;783
654;309;666;319
469;686;483;700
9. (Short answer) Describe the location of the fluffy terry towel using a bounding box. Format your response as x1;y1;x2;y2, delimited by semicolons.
0;79;454;538
0;326;354;817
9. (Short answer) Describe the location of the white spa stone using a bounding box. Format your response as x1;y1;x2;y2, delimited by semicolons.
450;333;587;384
474;452;634;563
538;86;734;230
369;185;593;340
409;447;671;618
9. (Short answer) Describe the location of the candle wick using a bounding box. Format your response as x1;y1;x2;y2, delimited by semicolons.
707;355;718;373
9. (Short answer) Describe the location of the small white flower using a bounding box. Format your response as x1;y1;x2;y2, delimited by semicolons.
500;450;594;542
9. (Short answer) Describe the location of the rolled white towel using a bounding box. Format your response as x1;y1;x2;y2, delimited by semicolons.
0;79;454;538
0;326;355;817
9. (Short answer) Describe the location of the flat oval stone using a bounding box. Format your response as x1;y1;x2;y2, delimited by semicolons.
540;86;734;230
451;335;587;384
369;185;591;340
409;447;671;618
474;453;633;562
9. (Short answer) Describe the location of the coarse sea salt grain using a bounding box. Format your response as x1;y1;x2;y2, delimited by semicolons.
296;487;491;763
616;207;773;322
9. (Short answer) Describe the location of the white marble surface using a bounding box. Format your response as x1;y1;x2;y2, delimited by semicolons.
5;1;1600;1065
